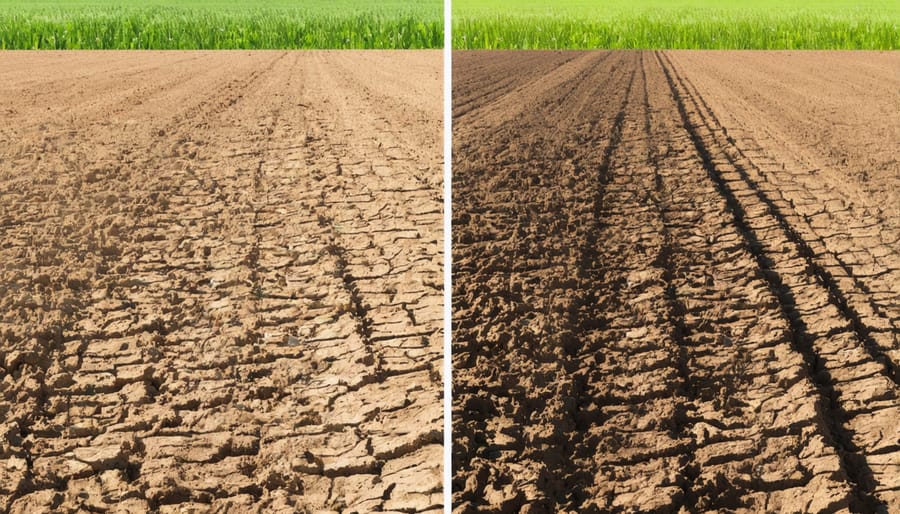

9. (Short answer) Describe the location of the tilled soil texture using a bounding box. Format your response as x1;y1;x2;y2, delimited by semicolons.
0;51;442;513
453;51;899;513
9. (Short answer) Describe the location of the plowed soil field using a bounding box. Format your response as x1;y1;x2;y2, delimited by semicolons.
453;51;899;513
0;51;442;513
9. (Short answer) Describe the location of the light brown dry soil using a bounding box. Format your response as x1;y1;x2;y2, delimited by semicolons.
0;50;443;513
452;50;899;514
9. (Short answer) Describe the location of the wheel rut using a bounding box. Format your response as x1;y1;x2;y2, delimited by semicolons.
657;50;898;513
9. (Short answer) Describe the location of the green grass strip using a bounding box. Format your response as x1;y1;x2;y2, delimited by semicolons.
0;6;443;49
453;3;900;50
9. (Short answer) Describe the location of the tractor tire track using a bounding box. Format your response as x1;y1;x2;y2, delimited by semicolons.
665;51;900;387
658;50;900;512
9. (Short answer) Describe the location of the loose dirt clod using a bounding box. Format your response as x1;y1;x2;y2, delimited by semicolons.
0;50;443;513
452;50;899;513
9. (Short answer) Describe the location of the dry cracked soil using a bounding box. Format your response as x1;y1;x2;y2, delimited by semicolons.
0;50;443;513
452;50;900;514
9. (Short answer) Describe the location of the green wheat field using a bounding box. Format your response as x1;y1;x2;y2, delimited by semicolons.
0;0;443;49
454;0;900;49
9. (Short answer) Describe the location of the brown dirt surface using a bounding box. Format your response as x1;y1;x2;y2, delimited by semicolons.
452;50;899;513
0;50;442;513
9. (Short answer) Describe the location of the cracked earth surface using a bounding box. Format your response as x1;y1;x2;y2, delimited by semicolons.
0;50;442;513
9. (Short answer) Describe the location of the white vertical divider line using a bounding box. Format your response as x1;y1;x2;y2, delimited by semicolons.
442;0;452;511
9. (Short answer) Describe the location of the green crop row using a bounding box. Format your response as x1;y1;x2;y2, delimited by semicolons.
0;5;443;49
453;1;899;49
454;15;899;50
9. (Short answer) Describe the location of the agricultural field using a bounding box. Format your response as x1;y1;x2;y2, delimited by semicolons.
453;0;900;49
0;0;442;49
453;51;900;512
0;51;443;512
